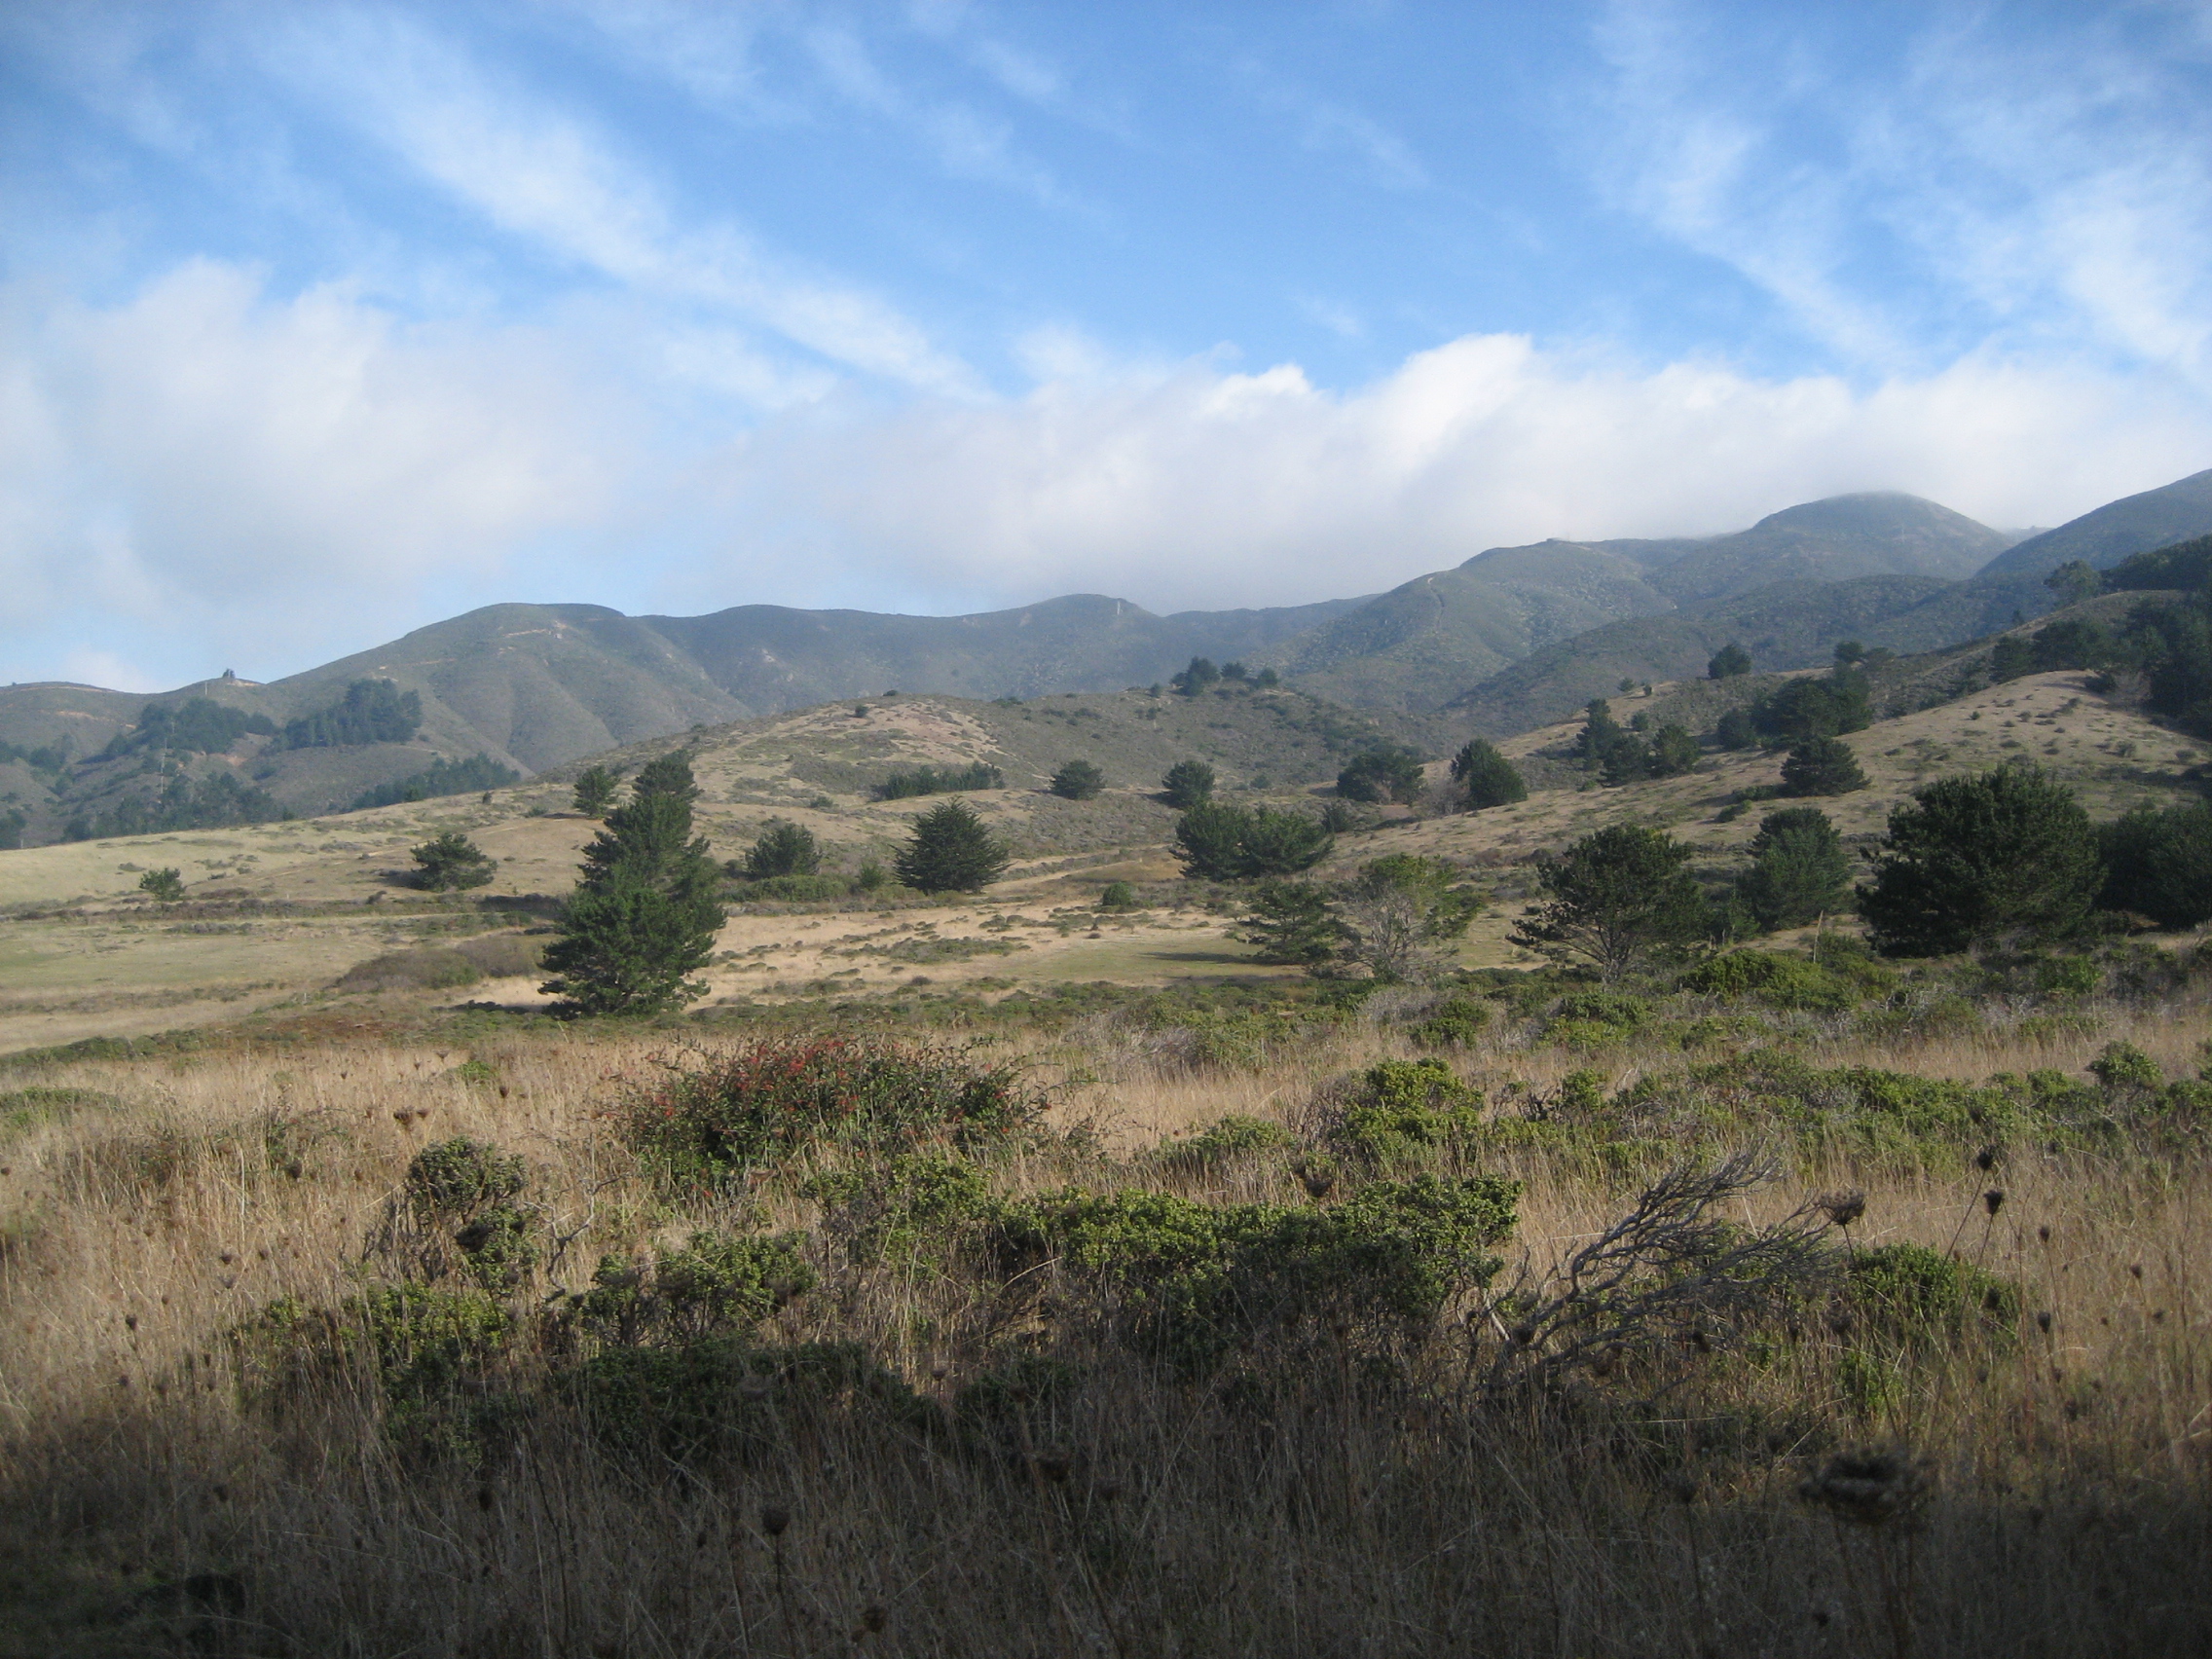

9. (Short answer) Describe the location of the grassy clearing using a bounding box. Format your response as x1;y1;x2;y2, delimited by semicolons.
0;946;2206;1656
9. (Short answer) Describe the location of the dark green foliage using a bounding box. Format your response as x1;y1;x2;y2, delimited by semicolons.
1173;800;1333;880
895;798;1011;893
410;830;496;892
1604;722;1700;784
136;866;185;903
67;770;287;838
541;754;722;1014
1512;825;1707;981
877;760;1004;799
2098;803;2212;927
280;679;422;749
1449;739;1526;810
1744;669;1872;746
1253;666;1280;687
1646;723;1700;777
1992;618;2111;683
2089;1040;2164;1092
0;808;22;850
1169;657;1221;695
1050;758;1105;799
1235;880;1344;966
741;872;855;902
1708;642;1752;679
1098;879;1140;909
1779;735;1867;796
1338;855;1485;980
1328;1058;1484;1162
572;1232;815;1346
617;1034;1045;1178
1575;699;1625;766
989;1173;1519;1367
1157;1115;1291;1172
1336;746;1425;804
742;820;820;880
572;764;620;818
2101;533;2212;593
1845;1243;2019;1344
99;697;275;758
350;754;522;812
1859;763;2103;956
0;738;71;773
1161;758;1215;808
1714;707;1757;750
1409;995;1493;1050
406;1136;526;1219
1734;806;1853;930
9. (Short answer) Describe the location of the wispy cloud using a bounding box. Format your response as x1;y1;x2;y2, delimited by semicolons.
1237;59;1430;192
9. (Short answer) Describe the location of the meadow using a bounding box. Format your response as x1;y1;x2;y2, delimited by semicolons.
2;936;2206;1656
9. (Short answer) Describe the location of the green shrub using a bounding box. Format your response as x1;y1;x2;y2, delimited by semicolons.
618;1035;1047;1179
1157;1114;1291;1171
573;1231;815;1346
356;1283;510;1420
410;831;497;892
1330;1058;1484;1162
1099;880;1140;909
1845;1242;2019;1344
1679;950;1857;1012
989;1174;1519;1368
406;1136;526;1219
803;1156;994;1265
564;1339;927;1463
742;820;820;879
740;872;856;902
1551;989;1649;1028
2088;1041;2163;1093
1410;995;1492;1050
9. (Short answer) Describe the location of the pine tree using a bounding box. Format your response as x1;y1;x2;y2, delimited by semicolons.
411;831;497;891
540;755;722;1014
895;799;1011;893
1450;740;1526;810
572;764;620;819
1858;762;2102;956
1050;759;1105;799
1161;759;1216;809
1780;735;1867;796
1708;643;1751;679
1734;807;1852;931
1235;880;1343;966
743;821;819;879
1511;825;1705;982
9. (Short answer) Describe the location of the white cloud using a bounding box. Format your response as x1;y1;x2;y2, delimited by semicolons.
719;335;2212;613
0;261;624;680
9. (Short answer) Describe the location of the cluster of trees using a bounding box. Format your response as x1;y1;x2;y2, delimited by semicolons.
1174;800;1334;880
1512;760;2206;984
1577;699;1699;786
0;737;70;774
1168;658;1279;695
0;809;24;852
1337;746;1425;803
1451;739;1527;810
1714;657;1873;751
61;772;288;840
350;754;520;812
98;697;275;759
278;680;423;751
877;760;1003;799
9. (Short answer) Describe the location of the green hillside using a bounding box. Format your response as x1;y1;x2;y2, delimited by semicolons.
1976;465;2212;576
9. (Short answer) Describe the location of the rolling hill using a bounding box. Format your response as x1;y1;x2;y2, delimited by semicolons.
1975;466;2212;576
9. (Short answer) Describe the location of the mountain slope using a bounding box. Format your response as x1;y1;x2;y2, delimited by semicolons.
1639;493;2011;602
1976;467;2212;576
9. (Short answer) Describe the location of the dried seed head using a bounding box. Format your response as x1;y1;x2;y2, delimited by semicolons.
1035;1455;1070;1485
2039;1225;2051;1243
2129;1264;2143;1280
2036;1310;2052;1333
760;1504;792;1538
860;1604;887;1635
1817;1191;1865;1229
1796;1450;1932;1529
1095;1479;1125;1501
1974;1145;1998;1172
1983;1189;2005;1217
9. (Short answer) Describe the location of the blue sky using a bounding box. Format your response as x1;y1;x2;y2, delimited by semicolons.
4;1;2210;690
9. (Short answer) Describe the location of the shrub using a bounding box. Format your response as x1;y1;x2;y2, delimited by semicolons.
411;831;497;892
1859;763;2103;956
618;1035;1047;1178
877;761;1003;800
1098;879;1140;909
352;755;520;813
407;1136;526;1219
895;798;1011;893
989;1174;1519;1367
1844;1243;2019;1344
1329;1058;1484;1162
1050;759;1105;799
1157;1114;1292;1172
2088;1040;2163;1093
742;872;855;903
572;1231;815;1346
1679;950;1856;1012
563;1340;926;1463
1410;995;1492;1050
137;866;184;903
1708;643;1751;679
1161;759;1215;808
1780;735;1867;796
803;1156;994;1265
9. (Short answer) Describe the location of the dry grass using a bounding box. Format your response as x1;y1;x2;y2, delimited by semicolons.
0;993;2206;1656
